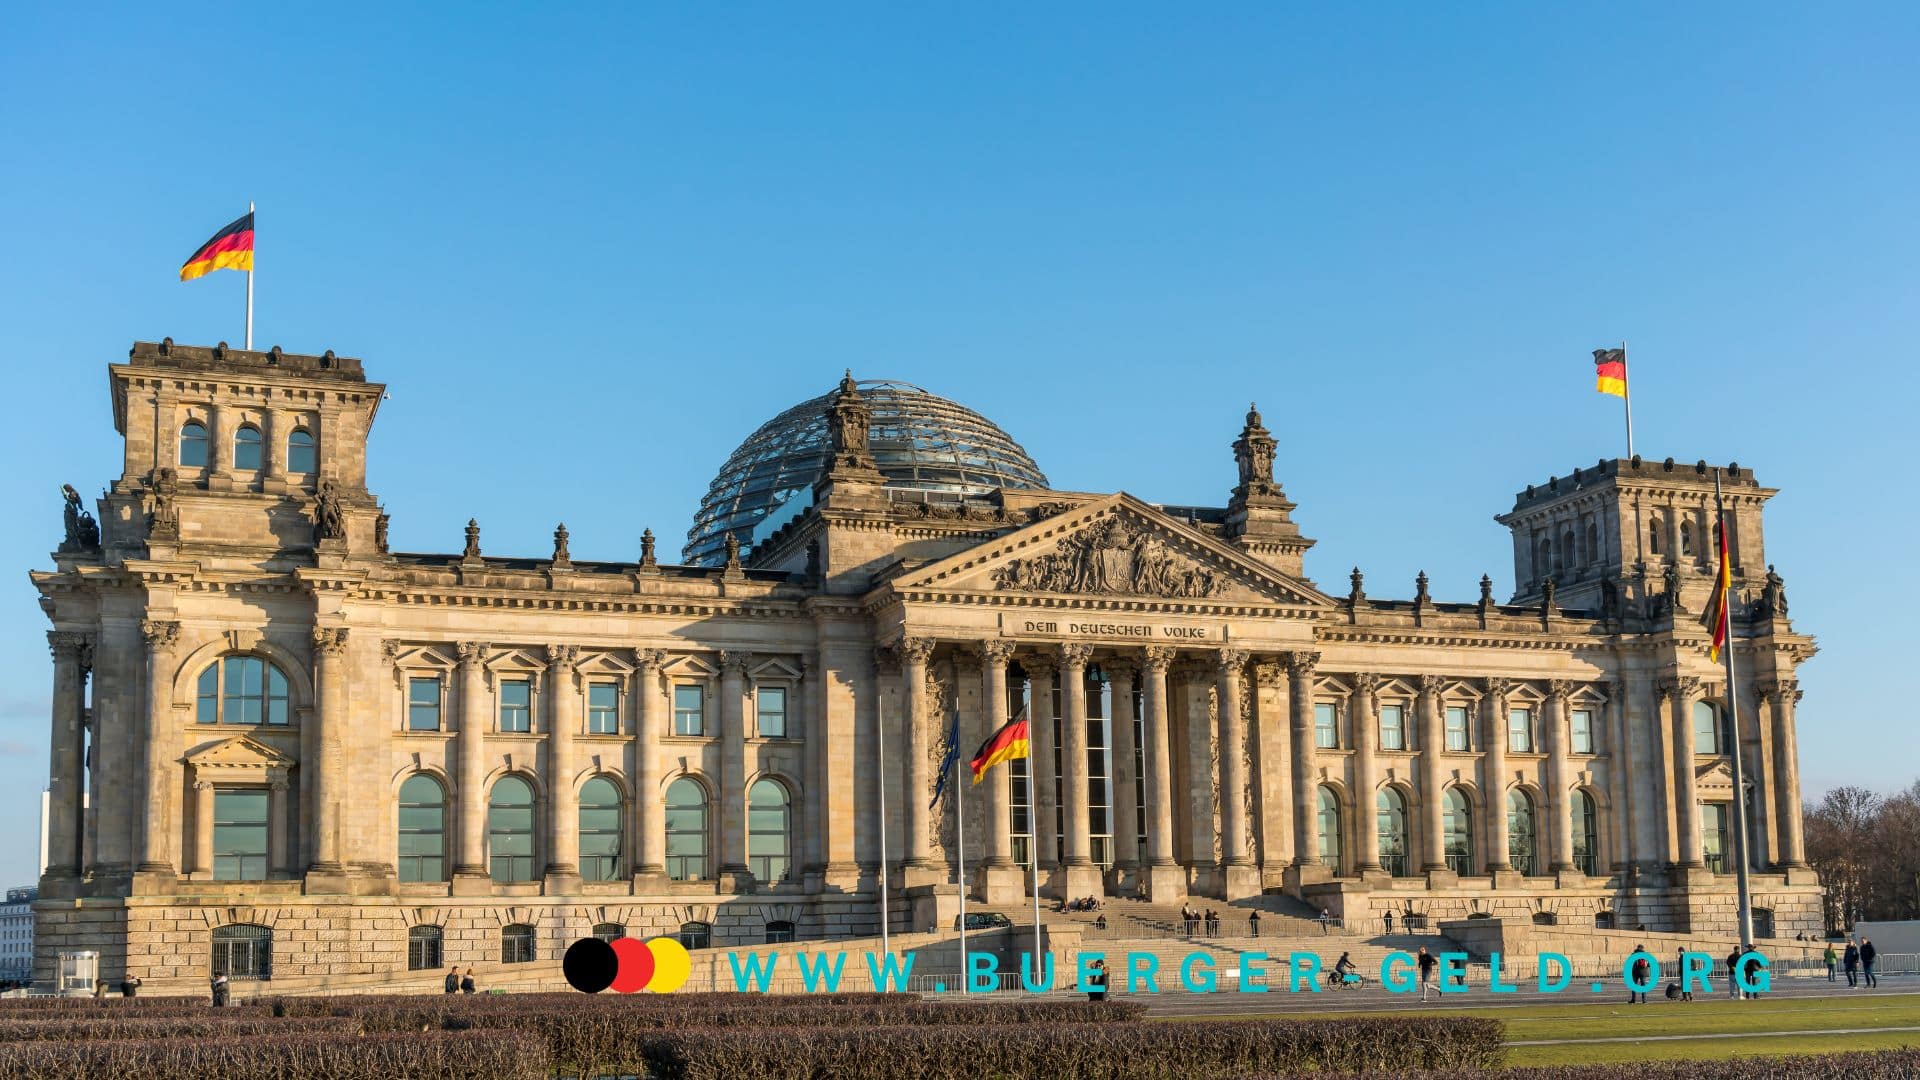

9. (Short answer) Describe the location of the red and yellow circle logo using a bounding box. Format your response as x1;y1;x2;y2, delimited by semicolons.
564;935;692;993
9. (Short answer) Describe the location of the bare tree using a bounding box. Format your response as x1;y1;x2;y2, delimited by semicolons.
1805;782;1920;930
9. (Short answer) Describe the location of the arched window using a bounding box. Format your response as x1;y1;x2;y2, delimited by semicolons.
1316;785;1342;874
665;778;709;881
1508;791;1537;876
286;429;316;474
578;777;623;882
591;922;625;942
210;924;272;980
764;920;796;945
1376;788;1410;878
747;778;791;884
1571;790;1599;876
406;925;443;970
1648;518;1663;556
1680;521;1694;557
678;920;712;950
195;656;291;726
501;923;536;964
397;775;446;883
1559;530;1574;571
1693;701;1721;755
1585;522;1599;565
1443;788;1474;875
233;425;264;471
1538;538;1552;577
1594;910;1616;930
180;421;209;469
1531;911;1558;926
487;776;536;883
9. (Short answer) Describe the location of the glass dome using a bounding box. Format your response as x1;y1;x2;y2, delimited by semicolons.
683;379;1049;566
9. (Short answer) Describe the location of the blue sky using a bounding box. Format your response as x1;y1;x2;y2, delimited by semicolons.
1;5;1915;885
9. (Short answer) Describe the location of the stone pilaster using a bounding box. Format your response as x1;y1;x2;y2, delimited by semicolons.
634;650;668;881
1107;659;1139;876
1139;647;1183;901
268;774;291;878
1285;651;1324;885
1252;662;1293;876
1545;680;1577;876
899;638;934;873
1057;643;1101;900
451;642;490;890
544;644;580;883
1666;676;1705;870
1765;679;1808;869
1603;681;1633;871
43;631;90;881
1023;655;1059;871
1416;674;1448;876
979;641;1023;903
718;649;753;885
1216;648;1257;899
1480;678;1512;874
191;779;216;876
307;626;350;883
135;619;181;881
1350;671;1382;874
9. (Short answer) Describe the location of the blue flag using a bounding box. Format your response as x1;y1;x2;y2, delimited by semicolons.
929;712;961;810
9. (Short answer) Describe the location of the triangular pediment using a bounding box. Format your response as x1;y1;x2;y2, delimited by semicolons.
1695;759;1738;795
185;734;294;773
888;493;1332;608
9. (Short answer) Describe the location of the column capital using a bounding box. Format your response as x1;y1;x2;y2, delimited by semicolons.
142;619;181;653
267;773;290;791
719;649;753;676
898;637;934;666
380;639;403;664
1021;652;1056;676
1058;642;1093;669
1217;647;1250;673
456;641;489;669
1106;657;1140;684
310;626;349;657
193;779;215;792
872;644;901;675
1754;677;1798;704
1658;675;1702;699
1285;649;1319;678
1351;670;1379;694
545;643;580;672
1417;673;1446;696
1142;645;1176;671
635;647;668;671
1546;679;1573;703
47;631;94;664
1483;676;1511;702
980;639;1018;667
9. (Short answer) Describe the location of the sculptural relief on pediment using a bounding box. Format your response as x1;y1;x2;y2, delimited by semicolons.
990;515;1228;599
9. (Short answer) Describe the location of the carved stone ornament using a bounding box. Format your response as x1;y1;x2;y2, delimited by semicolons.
825;371;877;472
147;467;181;541
640;528;658;567
552;523;571;566
990;515;1228;598
1418;673;1446;696
374;512;391;554
1217;647;1250;673
313;479;347;541
310;627;350;656
463;519;483;560
1143;645;1176;671
141;619;181;652
898;637;934;666
546;644;579;671
456;641;488;668
1484;676;1511;702
1286;650;1320;677
981;639;1018;666
635;648;668;670
1058;642;1094;668
1232;403;1279;498
719;649;753;676
60;484;100;551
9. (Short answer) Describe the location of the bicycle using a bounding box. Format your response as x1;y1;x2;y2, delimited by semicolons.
1326;969;1367;991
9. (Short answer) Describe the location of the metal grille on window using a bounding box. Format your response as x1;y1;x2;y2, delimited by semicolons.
210;924;272;980
407;925;443;970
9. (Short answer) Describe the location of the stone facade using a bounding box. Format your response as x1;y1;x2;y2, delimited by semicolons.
31;342;1822;991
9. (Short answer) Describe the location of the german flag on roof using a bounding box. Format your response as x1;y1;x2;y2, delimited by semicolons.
180;212;254;281
1594;347;1627;398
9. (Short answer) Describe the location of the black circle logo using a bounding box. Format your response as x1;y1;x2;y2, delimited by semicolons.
563;936;618;993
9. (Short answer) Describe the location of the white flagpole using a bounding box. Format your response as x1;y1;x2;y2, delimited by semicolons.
245;201;255;350
877;695;892;962
1716;473;1756;953
1621;340;1634;459
956;726;969;995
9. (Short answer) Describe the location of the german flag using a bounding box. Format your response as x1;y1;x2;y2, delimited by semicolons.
970;715;1029;784
1594;347;1627;398
180;212;254;281
1700;517;1734;661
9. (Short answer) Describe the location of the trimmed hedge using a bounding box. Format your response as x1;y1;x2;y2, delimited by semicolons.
643;1016;1504;1080
1240;1048;1920;1079
0;1015;351;1042
0;996;212;1011
266;988;898;1016
0;1028;550;1080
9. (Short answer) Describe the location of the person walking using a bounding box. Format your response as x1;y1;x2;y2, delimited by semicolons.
1725;947;1743;998
460;968;476;994
1843;941;1859;988
1087;958;1108;1002
120;973;141;999
1861;938;1878;989
1824;943;1837;982
444;964;460;994
1319;908;1331;935
1417;946;1437;1002
1206;909;1219;937
1383;909;1395;936
1675;950;1694;1001
1248;911;1261;939
1628;945;1652;1004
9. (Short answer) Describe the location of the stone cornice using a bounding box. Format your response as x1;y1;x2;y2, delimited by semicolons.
887;588;1318;619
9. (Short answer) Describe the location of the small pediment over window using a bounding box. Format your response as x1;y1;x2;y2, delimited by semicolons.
1694;759;1738;797
186;734;293;784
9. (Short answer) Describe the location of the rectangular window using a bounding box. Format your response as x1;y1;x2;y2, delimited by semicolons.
212;789;269;881
588;683;620;735
1701;802;1730;873
673;684;706;736
1570;709;1595;754
1314;703;1338;749
1508;708;1533;753
1378;704;1406;751
756;685;788;739
499;679;532;733
407;677;441;731
1445;706;1470;752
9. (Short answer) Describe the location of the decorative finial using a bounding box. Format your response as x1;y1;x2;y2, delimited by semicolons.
463;518;481;559
1414;570;1430;604
640;528;657;568
552;523;571;565
1479;574;1494;606
1348;567;1364;601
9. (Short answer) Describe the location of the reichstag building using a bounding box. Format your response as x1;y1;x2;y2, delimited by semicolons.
31;340;1821;989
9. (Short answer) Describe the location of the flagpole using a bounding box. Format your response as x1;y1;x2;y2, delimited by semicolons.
876;695;892;963
245;201;255;350
1621;340;1634;459
956;727;969;995
1716;472;1756;953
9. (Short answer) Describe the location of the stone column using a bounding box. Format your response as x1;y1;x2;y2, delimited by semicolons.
1481;678;1511;873
1417;674;1447;874
1058;643;1100;898
1767;680;1807;867
208;402;230;477
980;642;1017;868
1024;656;1058;870
1216;648;1257;899
1668;676;1704;869
308;626;349;876
544;645;580;879
268;775;291;877
899;638;934;871
1108;660;1140;876
44;631;90;880
264;410;288;482
136;619;181;877
1253;662;1293;872
192;780;216;876
1545;680;1575;873
634;650;667;879
718;650;752;882
1139;647;1181;900
452;642;490;884
1351;672;1381;873
1287;651;1321;873
1604;682;1633;871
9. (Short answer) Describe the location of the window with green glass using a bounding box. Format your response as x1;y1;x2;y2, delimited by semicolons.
1314;703;1338;749
499;679;532;733
756;685;788;738
665;778;709;881
588;683;620;734
1379;704;1406;751
1445;706;1470;751
397;775;445;882
213;789;269;881
673;684;705;736
578;777;623;882
488;776;535;882
1508;708;1533;753
747;778;791;883
1571;709;1595;754
196;657;290;725
407;677;441;731
1693;701;1721;755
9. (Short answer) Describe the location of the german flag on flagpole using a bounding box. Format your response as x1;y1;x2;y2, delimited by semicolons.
179;211;255;281
1701;500;1734;661
970;714;1030;784
1593;347;1628;398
